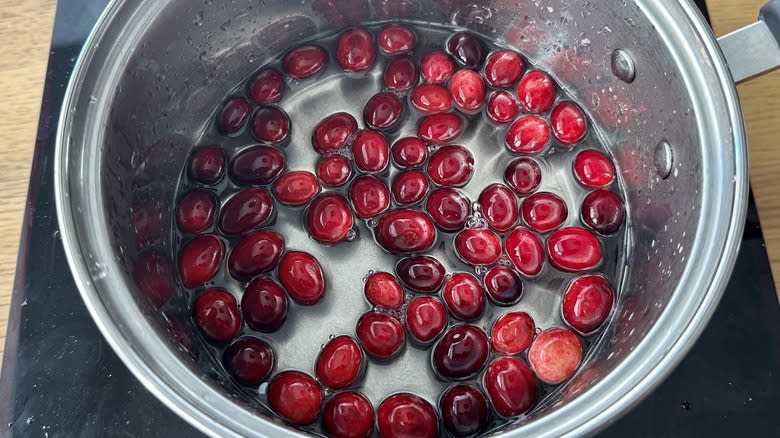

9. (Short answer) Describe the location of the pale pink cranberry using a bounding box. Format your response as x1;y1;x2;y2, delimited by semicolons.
336;28;376;72
391;137;428;168
316;154;352;187
411;84;452;114
352;130;390;173
528;327;583;385
378;24;416;55
391;171;429;205
449;69;486;113
283;45;328;79
454;228;502;267
248;68;285;104
581;190;625;236
405;296;447;345
306;193;355;245
574;150;616;188
267;371;323;425
504;228;545;277
551;101;587;145
425;188;471;231
384;58;418;91
505;116;551;155
504;157;542;195
562;274;614;334
486;91;519;124
521;192;568;233
546;227;602;273
516;70;556;114
479;183;519;233
420;51;455;84
484;50;525;88
349;175;391;219
426;145;474;187
491;311;535;355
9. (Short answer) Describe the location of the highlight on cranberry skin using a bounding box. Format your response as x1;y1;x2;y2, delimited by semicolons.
251;106;291;146
364;271;405;310
316;154;353;187
484;50;525;88
322;391;375;438
521;192;568;233
178;234;224;289
228;230;285;279
277;251;326;305
418;113;464;144
336;28;376;72
447;31;487;69
312;112;358;154
432;324;490;380
395;255;446;294
442;273;486;321
411;84;453;115
188;146;226;185
229;145;285;185
374;209;437;254
405;296;447;345
574;150;616;189
222;337;274;386
504;227;545;277
306;193;355;245
364;92;404;132
176;190;217;234
426;145;474;188
562;274;614;334
516;70;556;114
454;228;503;267
384;57;419;91
316;335;365;389
355;311;405;361
505;115;551;155
349;175;391;220
483;356;538;418
391;170;429;205
581;189;625;236
241;277;288;333
504;157;542;195
528;327;583;385
217;97;251;135
439;384;489;437
449;69;486;113
479;183;520;233
486;90;519;125
551;101;588;145
193;289;241;343
267;370;323;425
352;130;391;173
248;68;285;104
376;393;439;438
391;137;428;168
546;227;603;273
491;311;535;355
425;188;471;232
483;266;523;306
420;50;455;83
378;24;417;55
273;171;321;207
283;45;328;80
218;189;275;237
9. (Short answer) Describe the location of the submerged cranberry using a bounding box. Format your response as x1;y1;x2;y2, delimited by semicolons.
528;327;583;385
581;190;625;236
188;146;226;184
411;84;453;115
283;45;328;79
449;69;486;113
349;175;391;219
228;230;285;278
177;190;217;234
483;357;537;418
194;289;240;343
218;189;274;236
425;188;470;231
484;266;523;306
317;154;353;187
217;97;251;135
516;70;556;114
454;228;502;267
241;277;288;332
439;384;489;437
364;92;404;131
405;296;447;344
378;24;416;55
313;112;358;154
562;275;614;334
178;235;224;288
277;251;326;305
479;183;519;233
376;393;438;438
322;391;375;438
133;251;175;308
392;171;429;205
365;271;405;310
248;68;285;104
251;106;291;145
505;116;551;155
267;371;323;425
447;32;486;69
491;311;535;355
504;228;545;277
522;192;568;233
306;193;355;245
551;101;587;145
375;209;437;254
352;130;390;173
442;273;486;321
418;113;464;144
384;58;419;91
504;157;542;195
487;91;519;124
396;255;446;293
485;50;525;88
547;228;602;272
427;145;474;187
574;150;616;188
337;28;376;72
391;137;428;168
356;311;405;360
223;337;275;386
229;146;285;185
433;324;490;380
316;336;365;389
420;51;455;84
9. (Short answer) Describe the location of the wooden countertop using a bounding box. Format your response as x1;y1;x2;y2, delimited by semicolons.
0;0;778;367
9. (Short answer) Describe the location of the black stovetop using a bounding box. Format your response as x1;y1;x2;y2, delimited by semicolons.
1;1;778;437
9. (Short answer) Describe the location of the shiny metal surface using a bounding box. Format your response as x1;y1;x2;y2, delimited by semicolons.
718;21;780;83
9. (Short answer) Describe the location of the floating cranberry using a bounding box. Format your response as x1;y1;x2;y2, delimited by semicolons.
505;116;551;155
322;391;375;438
384;58;418;91
425;188;470;231
516;70;556;114
581;190;625;236
491;312;535;355
306;193;355;245
241;277;288;332
178;235;223;288
133;251;175;308
420;51;455;84
447;32;486;69
528;327;583;385
337;28;376;72
442;273;486;321
177;190;217;234
229;146;285;185
273;171;320;207
391;171;429;205
188;146;226;184
352;130;390;173
228;230;285;278
248;68;285;104
522;192;567;233
439;384;489;437
449;69;486;113
484;266;523;306
418;113;464;144
317;154;353;187
486;91;519;124
411;84;453;114
547;227;602;273
479;183;519;233
574;150;616;188
251;106;291;145
391;137;428;168
267;371;323;425
376;393;438;438
222;337;274;386
562;275;614;334
432;324;489;380
278;251;326;305
454;228;502;267
313;112;359;154
405;296;447;344
283;45;328;79
316;336;365;389
194;289;240;343
483;357;537;418
217;97;251;135
396;256;446;295
375;209;437;254
484;50;525;88
218;189;274;236
349;175;391;219
551;101;587;145
504;228;545;277
378;24;416;55
364;92;404;131
364;271;404;310
356;311;405;360
427;145;474;188
504;157;542;195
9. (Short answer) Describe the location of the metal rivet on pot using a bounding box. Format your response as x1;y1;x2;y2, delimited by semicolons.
654;140;674;179
611;49;636;83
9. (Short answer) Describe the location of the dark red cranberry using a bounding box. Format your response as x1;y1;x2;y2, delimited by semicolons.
378;24;416;55
317;154;353;187
316;336;365;389
420;51;455;84
405;296;447;344
551;101;587;145
229;146;285;185
306;193;355;245
504;228;545;277
574;150;616;188
484;266;523;306
449;70;486;113
505;116;551;155
376;393;438;438
454;228;502;267
364;92;404;131
581;190;625;236
218;189;274;236
425;188;470;231
283;45;328;79
133;200;162;248
189;146;226;184
411;84;453;114
251;106;291;145
248;68;285;104
222;337;274;386
178;235;223;288
391;137;428;168
349;175;391;219
491;311;535;355
504;157;542;195
484;50;525;88
486;90;519;124
427;145;474;187
442;273;486;321
432;324;490;380
483;357;537;418
547;227;602;272
272;171;321;207
396;255;446;293
241;277;288;332
133;251;175;308
322;391;375;438
194;289;240;343
439;384;488;437
391;171;429;205
365;271;405;310
337;28;376;72
418;113;464;144
177;190;217;234
313;112;359;154
278;251;326;305
351;130;390;173
267;371;323;425
384;58;419;91
356;311;405;360
528;327;583;384
217;97;251;135
562;275;614;334
522;192;567;233
375;209;437;254
313;0;370;27
479;184;519;233
228;230;285;279
447;32;486;69
516;70;556;114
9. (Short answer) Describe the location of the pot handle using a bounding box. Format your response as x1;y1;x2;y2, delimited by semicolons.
717;1;780;83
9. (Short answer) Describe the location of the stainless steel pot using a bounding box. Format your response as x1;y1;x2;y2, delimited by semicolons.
54;0;780;436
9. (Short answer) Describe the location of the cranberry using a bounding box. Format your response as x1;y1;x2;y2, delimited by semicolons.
217;97;251;135
313;112;359;154
551;101;587;145
267;371;323;425
522;192;567;233
427;145;474;188
194;289;240;343
454;228;502;267
442;273;486;321
375;209;437;254
411;84;453;114
277;251;326;305
581;190;625;236
317;154;353;187
418;113;464;144
484;266;523;306
373;0;421;19
322;391;375;438
376;393;438;438
574;150;616;188
504;157;542;195
483;357;537;418
562;275;614;334
447;32;486;69
283;45;328;79
491;311;535;355
384;58;419;91
528;327;583;384
432;324;490;380
356;311;405;360
396;255;446;293
351;130;390;173
405;296;447;344
392;171;429;205
425;188;470;231
349;175;391;219
449;70;486;113
248;68;285;104
133;200;162;248
504;228;545;277
272;171;320;207
378;24;416;55
439;384;488;437
133;251;175;308
316;336;365;389
391;137;428;168
516;70;556;114
313;0;370;27
177;190;217;234
365;271;405;310
364;92;404;131
479;183;519;233
505;116;551;155
229;146;285;185
188;146;226;184
486;91;519;124
306;193;355;245
336;28;376;72
218;189;274;236
178;235;223;288
241;277;288;332
222;337;274;386
547;227;602;273
251;106;291;145
484;50;525;88
228;230;285;278
420;51;455;84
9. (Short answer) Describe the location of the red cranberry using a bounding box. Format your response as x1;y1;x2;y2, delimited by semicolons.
365;271;405;310
316;336;365;389
562;275;614;334
177;190;217;234
349;175;391;219
241;277;288;332
364;92;404;131
483;357;537;418
375;209;437;254
392;171;429;205
313;112;358;154
189;146;226;184
391;137;428;168
442;273;486;321
454;228;502;267
547;227;602;272
132;198;161;247
479;183;519;233
222;337;274;386
356;311;405;360
272;171;321;207
484;50;525;88
411;84;453;114
229;146;285;185
384;58;419;91
248;68;285;104
574;150;616;188
218;189;274;236
313;0;370;26
491;312;535;355
504;157;542;195
522;192;567;233
581;190;625;235
551;101;587;145
178;235;223;288
449;70;486;113
251;106;291;145
504;228;545;277
418;113;464;144
278;251;326;305
228;230;285;279
337;28;376;72
425;188;470;231
283;45;328;79
322;391;375;438
351;130;390;173
194;289;240;343
487;91;519;124
217;97;251;135
396;255;446;293
439;384;488;437
484;266;523;306
306;193;355;245
376;393;438;438
505;116;551;155
516;70;556;114
447;32;486;69
528;327;583;384
267;371;323;425
378;24;416;55
427;145;474;187
317;154;353;187
133;252;175;308
432;324;489;380
421;51;455;84
405;296;447;344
